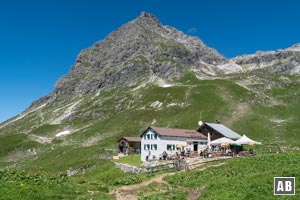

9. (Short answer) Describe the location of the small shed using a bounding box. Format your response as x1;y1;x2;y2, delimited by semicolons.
118;137;141;154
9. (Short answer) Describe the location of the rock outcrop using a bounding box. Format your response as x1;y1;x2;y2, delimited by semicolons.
232;44;300;74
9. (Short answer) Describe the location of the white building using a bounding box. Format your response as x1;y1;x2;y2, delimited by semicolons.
140;126;207;162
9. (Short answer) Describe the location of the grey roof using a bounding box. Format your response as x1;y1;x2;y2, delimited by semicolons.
118;137;141;142
206;123;242;139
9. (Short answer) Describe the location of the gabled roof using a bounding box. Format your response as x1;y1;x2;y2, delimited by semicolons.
205;123;242;139
118;137;141;142
141;126;207;139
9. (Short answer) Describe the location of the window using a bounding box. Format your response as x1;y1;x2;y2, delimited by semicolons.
151;144;157;150
154;133;158;139
147;134;150;140
167;144;175;151
150;134;153;140
167;144;171;150
144;144;150;150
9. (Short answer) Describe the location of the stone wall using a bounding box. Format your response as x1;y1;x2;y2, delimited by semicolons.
114;162;149;173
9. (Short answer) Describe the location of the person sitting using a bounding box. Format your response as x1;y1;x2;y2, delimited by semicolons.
176;151;180;159
162;151;168;160
226;148;232;156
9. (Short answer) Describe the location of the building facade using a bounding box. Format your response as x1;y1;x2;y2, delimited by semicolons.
140;126;207;162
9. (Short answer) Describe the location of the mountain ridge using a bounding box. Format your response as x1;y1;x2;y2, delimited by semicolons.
0;12;300;146
50;12;300;103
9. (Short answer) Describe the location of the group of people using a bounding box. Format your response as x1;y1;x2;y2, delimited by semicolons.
205;145;255;157
199;145;235;157
161;147;188;161
160;144;255;161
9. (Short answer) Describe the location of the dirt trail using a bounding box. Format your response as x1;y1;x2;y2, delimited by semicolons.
186;162;225;200
110;162;225;200
111;172;173;200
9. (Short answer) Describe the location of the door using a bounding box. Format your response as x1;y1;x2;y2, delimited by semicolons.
193;142;198;151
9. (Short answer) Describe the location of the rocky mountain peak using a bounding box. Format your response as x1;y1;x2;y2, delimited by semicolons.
47;12;228;103
138;11;160;23
127;11;163;32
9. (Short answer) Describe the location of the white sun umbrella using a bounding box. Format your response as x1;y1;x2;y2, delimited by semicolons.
235;135;262;145
207;132;212;150
210;137;236;145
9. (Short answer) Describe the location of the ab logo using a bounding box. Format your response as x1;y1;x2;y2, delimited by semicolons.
274;177;295;195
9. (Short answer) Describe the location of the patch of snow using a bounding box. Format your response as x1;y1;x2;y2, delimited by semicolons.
56;130;71;137
161;83;173;88
156;78;173;88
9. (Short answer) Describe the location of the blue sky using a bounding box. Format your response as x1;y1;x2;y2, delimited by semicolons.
0;0;299;123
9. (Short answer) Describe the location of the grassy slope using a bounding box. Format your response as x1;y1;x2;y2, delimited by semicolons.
160;152;300;200
2;73;300;170
0;168;114;200
0;72;300;199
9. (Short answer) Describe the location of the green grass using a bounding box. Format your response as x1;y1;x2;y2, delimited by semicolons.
0;169;113;200
161;152;300;199
0;134;43;158
24;145;112;172
30;124;63;137
115;154;142;167
71;160;153;190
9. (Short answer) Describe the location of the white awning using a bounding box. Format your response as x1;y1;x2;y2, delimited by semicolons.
235;135;262;145
210;137;237;145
